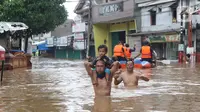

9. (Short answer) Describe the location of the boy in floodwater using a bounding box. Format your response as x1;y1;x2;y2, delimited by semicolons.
91;45;112;85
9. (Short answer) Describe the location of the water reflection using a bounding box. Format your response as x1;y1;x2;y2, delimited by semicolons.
92;96;112;112
0;57;200;111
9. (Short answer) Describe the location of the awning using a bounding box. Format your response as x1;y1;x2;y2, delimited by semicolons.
38;43;50;51
143;6;156;11
138;0;176;7
32;41;46;46
0;22;28;33
157;2;176;8
127;29;180;36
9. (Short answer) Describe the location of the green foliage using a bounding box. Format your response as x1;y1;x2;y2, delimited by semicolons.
0;0;68;35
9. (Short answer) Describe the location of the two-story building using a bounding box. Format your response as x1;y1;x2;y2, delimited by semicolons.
129;0;182;60
188;0;200;62
92;0;136;57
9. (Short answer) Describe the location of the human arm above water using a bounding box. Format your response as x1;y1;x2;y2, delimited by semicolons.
110;61;120;78
129;44;136;53
84;61;93;77
114;73;123;85
137;75;149;81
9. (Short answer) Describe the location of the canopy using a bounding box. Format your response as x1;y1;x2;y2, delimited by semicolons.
37;43;50;51
32;41;46;46
0;22;28;33
33;41;50;51
0;45;5;52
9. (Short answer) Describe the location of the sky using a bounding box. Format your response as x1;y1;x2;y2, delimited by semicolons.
63;1;79;19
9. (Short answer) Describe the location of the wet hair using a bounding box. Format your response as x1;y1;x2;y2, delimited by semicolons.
126;60;134;65
125;43;129;47
98;44;108;53
142;41;150;46
95;58;106;65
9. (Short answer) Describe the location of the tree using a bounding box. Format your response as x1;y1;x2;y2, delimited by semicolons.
0;0;68;35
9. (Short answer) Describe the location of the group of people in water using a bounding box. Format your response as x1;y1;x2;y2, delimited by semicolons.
84;41;156;96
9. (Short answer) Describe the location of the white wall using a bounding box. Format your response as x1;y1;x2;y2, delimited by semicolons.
32;32;51;42
141;5;181;32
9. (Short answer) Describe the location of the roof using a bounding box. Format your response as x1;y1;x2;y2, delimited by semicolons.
0;22;28;33
32;41;46;45
128;29;180;36
74;0;86;13
138;0;176;7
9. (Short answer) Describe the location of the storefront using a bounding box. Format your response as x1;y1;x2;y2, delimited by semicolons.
147;33;180;60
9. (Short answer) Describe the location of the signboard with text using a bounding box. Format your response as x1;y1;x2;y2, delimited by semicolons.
72;22;86;33
46;37;54;47
148;34;180;43
148;35;166;43
73;33;85;50
165;34;180;42
57;36;68;46
99;2;123;16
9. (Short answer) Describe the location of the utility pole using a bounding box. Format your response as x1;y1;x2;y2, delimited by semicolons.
178;0;184;63
86;0;92;57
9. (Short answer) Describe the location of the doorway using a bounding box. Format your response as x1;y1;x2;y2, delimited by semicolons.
111;31;126;55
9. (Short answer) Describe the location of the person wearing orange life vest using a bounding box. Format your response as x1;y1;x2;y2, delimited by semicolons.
112;41;127;62
123;43;136;60
134;41;154;63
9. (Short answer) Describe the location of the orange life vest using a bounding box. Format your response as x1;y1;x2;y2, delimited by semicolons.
113;45;124;57
124;47;131;59
141;46;152;58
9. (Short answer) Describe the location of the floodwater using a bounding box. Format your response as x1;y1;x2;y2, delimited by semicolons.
0;57;200;112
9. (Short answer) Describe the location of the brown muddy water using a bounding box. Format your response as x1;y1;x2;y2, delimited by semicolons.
0;57;200;112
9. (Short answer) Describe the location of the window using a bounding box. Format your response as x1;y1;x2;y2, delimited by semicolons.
172;8;177;23
150;11;156;25
158;7;162;13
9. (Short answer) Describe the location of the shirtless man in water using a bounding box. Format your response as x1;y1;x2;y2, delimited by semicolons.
84;59;119;96
114;61;149;87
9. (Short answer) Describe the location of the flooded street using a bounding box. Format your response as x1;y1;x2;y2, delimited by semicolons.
1;57;200;112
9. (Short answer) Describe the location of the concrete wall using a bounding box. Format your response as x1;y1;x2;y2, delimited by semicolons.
93;21;136;56
92;0;134;23
141;2;181;32
190;0;200;27
51;19;73;37
93;24;109;56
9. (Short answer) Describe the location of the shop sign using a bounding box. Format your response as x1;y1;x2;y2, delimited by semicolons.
46;37;54;47
148;35;166;43
72;22;86;33
57;36;68;46
53;37;57;46
165;35;180;42
178;44;184;51
73;33;85;50
99;2;123;16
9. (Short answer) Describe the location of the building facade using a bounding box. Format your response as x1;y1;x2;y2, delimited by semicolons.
74;0;95;58
129;0;182;60
49;19;85;59
92;0;136;57
188;0;200;62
